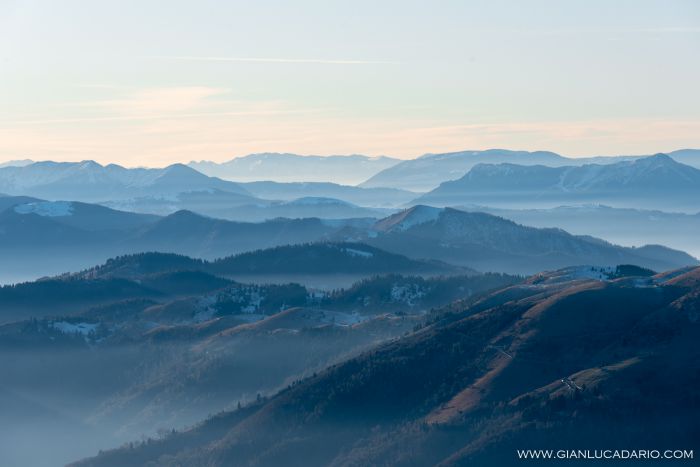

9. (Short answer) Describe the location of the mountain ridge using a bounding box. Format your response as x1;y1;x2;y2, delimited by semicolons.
416;154;700;211
361;148;700;191
0;160;252;202
188;152;401;185
357;205;699;274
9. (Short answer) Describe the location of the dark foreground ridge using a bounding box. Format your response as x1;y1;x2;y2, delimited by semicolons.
71;266;700;467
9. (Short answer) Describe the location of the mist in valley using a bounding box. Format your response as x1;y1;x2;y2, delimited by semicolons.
3;1;699;465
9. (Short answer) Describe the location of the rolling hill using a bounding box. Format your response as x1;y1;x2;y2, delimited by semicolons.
459;204;700;260
208;242;460;276
128;211;362;259
103;189;391;221
0;259;514;466
71;265;700;467
354;206;699;274
240;181;416;207
76;244;463;282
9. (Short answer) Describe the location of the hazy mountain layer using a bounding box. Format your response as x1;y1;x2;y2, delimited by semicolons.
240;181;417;207
0;161;408;218
416;154;700;211
0;161;251;202
361;149;700;191
0;246;463;323
362;149;568;191
189;153;400;185
105;193;390;222
0;201;368;282
0;197;696;282
71;266;700;467
0;261;515;467
458;204;700;260
353;206;698;274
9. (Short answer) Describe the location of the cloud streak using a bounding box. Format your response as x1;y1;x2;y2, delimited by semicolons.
1;86;324;126
500;26;700;37
154;56;400;65
2;109;318;126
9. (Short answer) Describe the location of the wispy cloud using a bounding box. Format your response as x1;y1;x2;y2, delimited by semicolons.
86;86;230;115
630;27;700;34
74;84;131;90
3;109;318;126
1;86;323;126
153;56;400;65
506;26;700;37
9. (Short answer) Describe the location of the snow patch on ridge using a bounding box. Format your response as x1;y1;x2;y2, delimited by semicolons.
51;321;98;335
342;247;374;258
14;201;74;217
395;206;441;230
390;283;427;306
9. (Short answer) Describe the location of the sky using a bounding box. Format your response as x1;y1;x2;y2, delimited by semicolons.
0;0;699;166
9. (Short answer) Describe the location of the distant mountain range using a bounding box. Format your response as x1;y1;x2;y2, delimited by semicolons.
362;148;700;191
188;152;400;185
4;151;699;217
362;149;569;191
0;196;695;281
104;192;390;222
5;149;699;195
416;154;700;212
0;159;33;168
0;160;414;220
0;161;251;202
5;154;700;253
0;199;368;282
70;265;700;467
209;243;458;276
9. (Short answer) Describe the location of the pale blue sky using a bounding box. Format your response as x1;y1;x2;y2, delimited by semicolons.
1;0;698;166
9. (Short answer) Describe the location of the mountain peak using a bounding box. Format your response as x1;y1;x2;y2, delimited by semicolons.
162;163;199;174
635;153;677;167
615;153;699;181
374;205;442;232
163;209;209;221
77;160;102;169
150;164;224;187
